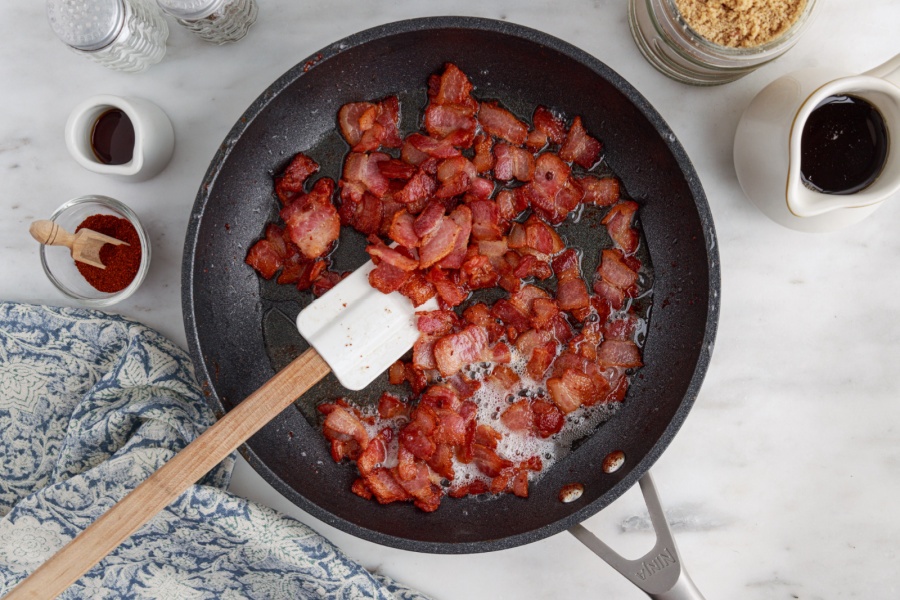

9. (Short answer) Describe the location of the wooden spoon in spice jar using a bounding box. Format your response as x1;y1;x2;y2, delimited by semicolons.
29;219;128;270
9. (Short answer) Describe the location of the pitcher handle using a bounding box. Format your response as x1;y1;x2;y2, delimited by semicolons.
865;52;900;87
569;472;705;600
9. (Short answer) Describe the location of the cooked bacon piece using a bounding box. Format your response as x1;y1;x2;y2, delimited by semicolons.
468;199;503;241
400;406;438;460
493;143;535;182
492;298;531;333
412;335;438;370
473;133;494;173
365;468;411;504
388;210;419;247
413;200;445;239
602;200;640;255
338;102;375;147
284;186;340;260
523;214;565;257
425;104;477;147
346;97;403;152
378;393;410;420
368;262;410;293
512;470;530;498
339;191;382;235
446;375;481;400
534;106;567;145
379;159;418;180
597;340;643;369
438;205;472;270
417;218;460;269
579;176;620;206
461;255;499;290
597;248;639;292
463;302;505;342
509;284;552;316
417;309;459;336
559;116;602;168
426;268;468;307
394;461;443;511
275;153;320;205
429;63;478;114
351;478;373;500
357;428;390;476
527;153;584;224
321;405;370;452
399;272;436;307
496;189;529;223
472;444;514;478
245;239;281;279
488;361;520;386
436;156;476;199
311;269;347;297
426;443;455;481
479;101;528;145
341;152;390;202
486;341;512;364
603;314;640;341
280;176;335;224
395;169;436;208
531;298;560;330
433;325;489;377
501;400;535;433
432;408;468;447
552;249;591;319
594;279;627;311
532;399;564;438
366;238;419;271
527;340;558;380
547;368;597;414
406;133;462;159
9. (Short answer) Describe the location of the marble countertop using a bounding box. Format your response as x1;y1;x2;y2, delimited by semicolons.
3;1;900;598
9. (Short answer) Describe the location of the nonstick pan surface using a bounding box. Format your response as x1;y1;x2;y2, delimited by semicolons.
182;17;719;553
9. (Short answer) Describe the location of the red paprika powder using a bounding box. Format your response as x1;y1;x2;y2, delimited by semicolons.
75;214;142;293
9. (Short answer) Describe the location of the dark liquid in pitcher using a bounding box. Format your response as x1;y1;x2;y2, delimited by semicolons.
800;95;888;195
90;108;135;165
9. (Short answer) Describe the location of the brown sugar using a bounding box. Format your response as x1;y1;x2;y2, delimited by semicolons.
674;0;807;48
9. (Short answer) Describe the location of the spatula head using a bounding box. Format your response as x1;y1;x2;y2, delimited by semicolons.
296;261;438;391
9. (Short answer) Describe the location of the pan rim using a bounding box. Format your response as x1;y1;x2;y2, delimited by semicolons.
182;15;720;554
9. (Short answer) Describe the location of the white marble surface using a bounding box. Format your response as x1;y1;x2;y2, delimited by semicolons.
3;1;900;598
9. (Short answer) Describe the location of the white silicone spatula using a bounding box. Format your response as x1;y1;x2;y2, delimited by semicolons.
8;260;437;600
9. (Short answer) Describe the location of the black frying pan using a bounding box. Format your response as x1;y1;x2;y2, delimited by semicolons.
182;15;719;580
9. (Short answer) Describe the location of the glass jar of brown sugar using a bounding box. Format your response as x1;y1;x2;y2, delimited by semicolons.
628;0;819;85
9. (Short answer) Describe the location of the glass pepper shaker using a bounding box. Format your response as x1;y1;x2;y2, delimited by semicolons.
156;0;257;44
46;0;169;73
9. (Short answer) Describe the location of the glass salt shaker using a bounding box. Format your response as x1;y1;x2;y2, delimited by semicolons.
46;0;168;73
156;0;257;44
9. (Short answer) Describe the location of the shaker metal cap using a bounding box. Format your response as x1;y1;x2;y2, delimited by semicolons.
156;0;224;20
47;0;126;52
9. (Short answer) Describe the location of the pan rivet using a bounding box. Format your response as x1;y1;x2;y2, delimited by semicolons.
559;483;584;503
602;450;625;473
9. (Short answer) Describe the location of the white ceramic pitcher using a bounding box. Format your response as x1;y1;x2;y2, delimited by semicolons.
734;53;900;232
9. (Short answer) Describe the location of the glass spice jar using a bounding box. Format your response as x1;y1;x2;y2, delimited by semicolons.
46;0;168;73
156;0;257;44
628;0;819;86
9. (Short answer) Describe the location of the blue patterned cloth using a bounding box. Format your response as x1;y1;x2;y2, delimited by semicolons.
0;303;428;599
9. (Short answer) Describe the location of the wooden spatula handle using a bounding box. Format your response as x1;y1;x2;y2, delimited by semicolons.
7;347;331;600
29;220;74;249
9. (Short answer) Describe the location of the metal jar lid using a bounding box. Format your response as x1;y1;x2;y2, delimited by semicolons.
47;0;126;52
156;0;225;20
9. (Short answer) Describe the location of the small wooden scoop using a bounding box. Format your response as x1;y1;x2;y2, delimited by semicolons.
30;219;128;269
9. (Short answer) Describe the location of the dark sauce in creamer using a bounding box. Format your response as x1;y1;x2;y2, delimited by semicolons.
800;95;888;195
91;108;135;165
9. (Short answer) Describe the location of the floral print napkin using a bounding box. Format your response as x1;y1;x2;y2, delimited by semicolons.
0;303;428;600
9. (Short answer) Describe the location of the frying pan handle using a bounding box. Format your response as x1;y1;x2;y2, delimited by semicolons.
568;472;705;600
